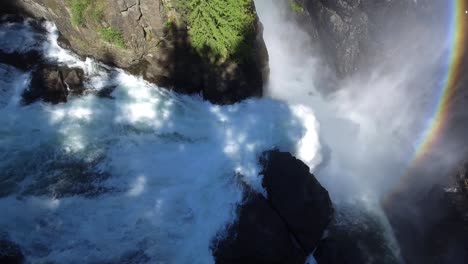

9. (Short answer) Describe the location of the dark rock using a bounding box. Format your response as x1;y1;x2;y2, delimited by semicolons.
314;205;402;264
384;166;468;264
23;66;67;104
212;189;305;264
213;151;333;263
261;150;334;253
0;240;24;264
96;85;118;99
456;162;468;195
22;65;85;105
295;0;444;78
62;67;85;95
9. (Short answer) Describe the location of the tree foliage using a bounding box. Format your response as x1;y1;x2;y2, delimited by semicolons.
183;0;256;61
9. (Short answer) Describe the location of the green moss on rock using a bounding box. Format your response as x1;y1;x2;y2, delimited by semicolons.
98;27;126;48
68;0;106;26
69;0;91;26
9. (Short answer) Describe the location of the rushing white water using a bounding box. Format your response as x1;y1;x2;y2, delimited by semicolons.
0;19;322;263
254;0;453;262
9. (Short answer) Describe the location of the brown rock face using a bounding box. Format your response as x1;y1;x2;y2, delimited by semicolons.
7;0;268;104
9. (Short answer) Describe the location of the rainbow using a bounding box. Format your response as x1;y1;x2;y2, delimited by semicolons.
384;1;468;202
411;0;467;165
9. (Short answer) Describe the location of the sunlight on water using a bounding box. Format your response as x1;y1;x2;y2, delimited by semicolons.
0;19;322;263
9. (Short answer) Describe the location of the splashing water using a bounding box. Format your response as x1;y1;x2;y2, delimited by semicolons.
0;19;321;263
254;0;456;262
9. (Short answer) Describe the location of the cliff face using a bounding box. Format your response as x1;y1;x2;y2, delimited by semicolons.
293;0;440;77
6;0;268;104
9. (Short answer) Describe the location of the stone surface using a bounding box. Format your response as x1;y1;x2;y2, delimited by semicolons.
213;150;333;263
384;163;468;264
261;150;334;253
293;0;441;77
314;204;402;264
212;189;305;264
22;64;85;104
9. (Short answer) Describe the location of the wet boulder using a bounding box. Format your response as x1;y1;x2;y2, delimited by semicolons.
212;189;305;264
22;65;85;104
61;67;85;95
261;150;334;253
212;150;333;263
0;240;24;264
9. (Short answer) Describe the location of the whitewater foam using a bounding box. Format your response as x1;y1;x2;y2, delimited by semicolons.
0;19;322;263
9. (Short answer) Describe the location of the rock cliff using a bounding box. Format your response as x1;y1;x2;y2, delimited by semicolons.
3;0;268;104
291;0;440;77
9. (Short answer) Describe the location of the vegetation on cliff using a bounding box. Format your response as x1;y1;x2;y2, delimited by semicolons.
289;1;304;13
69;0;91;26
177;0;256;61
98;27;126;48
68;0;123;48
69;0;105;26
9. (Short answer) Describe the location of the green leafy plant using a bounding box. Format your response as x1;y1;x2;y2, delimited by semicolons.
289;1;304;13
182;0;256;61
98;27;126;48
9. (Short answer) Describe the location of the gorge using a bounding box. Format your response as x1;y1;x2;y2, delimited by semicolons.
1;0;468;263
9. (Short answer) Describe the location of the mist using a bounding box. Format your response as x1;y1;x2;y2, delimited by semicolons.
254;0;462;201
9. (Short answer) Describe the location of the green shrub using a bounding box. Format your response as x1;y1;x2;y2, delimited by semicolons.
70;0;92;26
182;0;256;61
98;27;126;48
289;1;304;13
69;0;105;26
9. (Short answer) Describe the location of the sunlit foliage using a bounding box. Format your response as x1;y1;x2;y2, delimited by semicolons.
181;0;256;61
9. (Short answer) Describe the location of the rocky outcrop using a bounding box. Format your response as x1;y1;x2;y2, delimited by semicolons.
213;189;305;264
22;64;85;104
213;150;333;264
384;162;468;264
314;205;402;264
0;240;24;264
261;150;333;253
291;0;440;77
456;162;468;196
5;0;268;104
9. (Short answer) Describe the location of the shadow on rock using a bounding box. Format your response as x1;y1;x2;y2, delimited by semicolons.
128;21;268;105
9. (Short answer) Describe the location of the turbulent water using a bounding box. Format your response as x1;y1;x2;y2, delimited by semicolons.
0;1;455;263
255;0;452;262
0;19;322;263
